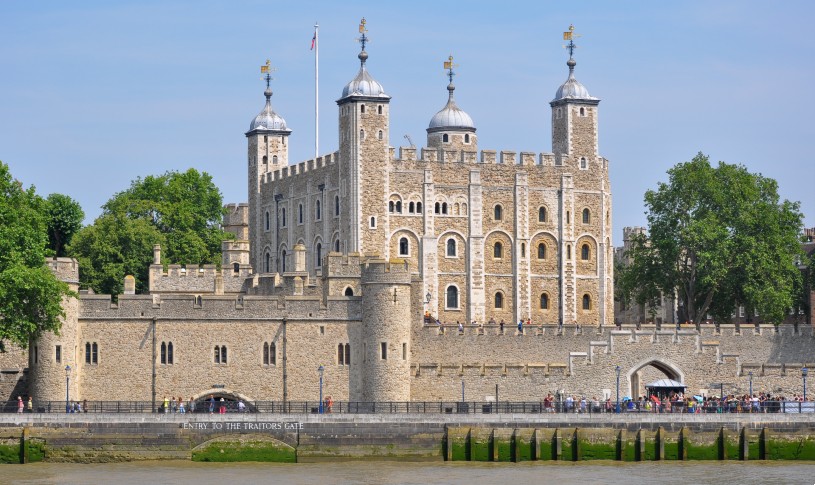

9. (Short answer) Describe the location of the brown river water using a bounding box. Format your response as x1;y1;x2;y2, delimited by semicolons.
2;461;814;485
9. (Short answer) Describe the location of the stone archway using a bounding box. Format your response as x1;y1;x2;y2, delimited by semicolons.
189;388;257;413
625;357;685;398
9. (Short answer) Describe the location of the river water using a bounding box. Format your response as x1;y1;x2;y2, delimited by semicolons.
3;461;814;484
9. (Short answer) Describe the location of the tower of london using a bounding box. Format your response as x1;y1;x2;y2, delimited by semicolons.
4;23;810;409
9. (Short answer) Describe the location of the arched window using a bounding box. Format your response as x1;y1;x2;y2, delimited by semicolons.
494;205;503;220
360;129;365;139
233;262;240;273
344;287;354;296
378;130;383;140
399;237;409;256
221;345;227;363
446;286;459;309
335;195;340;216
389;201;395;213
540;293;549;309
494;292;504;309
270;342;276;365
435;202;440;214
580;157;587;169
263;135;267;143
160;342;167;364
566;211;570;224
464;133;470;143
579;107;585;116
443;133;449;143
494;241;503;258
196;295;202;307
442;202;448;215
263;342;269;365
272;155;278;164
264;252;270;273
281;208;286;227
581;244;590;260
360;104;365;113
334;239;340;252
409;201;415;213
447;238;456;257
370;216;376;228
167;342;173;364
262;155;268;164
92;343;98;363
265;211;270;231
281;250;287;273
338;343;345;365
85;342;91;363
316;243;322;267
538;206;547;222
417;202;422;213
582;294;591;310
396;201;402;213
582;208;590;224
316;200;321;220
537;243;546;259
298;204;303;224
378;105;383;114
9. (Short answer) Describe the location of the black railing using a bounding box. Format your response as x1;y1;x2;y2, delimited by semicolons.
2;399;814;414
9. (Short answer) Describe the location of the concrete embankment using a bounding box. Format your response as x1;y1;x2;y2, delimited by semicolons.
1;413;815;463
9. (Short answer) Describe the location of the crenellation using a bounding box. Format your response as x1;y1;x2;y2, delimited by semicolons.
480;150;496;164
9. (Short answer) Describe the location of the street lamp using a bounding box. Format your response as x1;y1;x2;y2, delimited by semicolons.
65;365;71;413
802;367;808;402
615;365;621;413
424;292;432;324
748;371;753;397
318;365;325;414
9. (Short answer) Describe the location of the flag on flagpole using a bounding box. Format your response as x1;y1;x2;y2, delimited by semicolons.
311;32;316;50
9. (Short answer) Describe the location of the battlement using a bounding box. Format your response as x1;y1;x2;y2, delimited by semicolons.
392;146;558;167
361;258;411;284
223;203;248;226
260;151;340;185
622;226;646;241
148;262;251;295
324;252;363;278
46;257;79;284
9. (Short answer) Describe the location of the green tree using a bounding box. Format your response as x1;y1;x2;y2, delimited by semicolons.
621;153;803;327
68;169;231;294
45;193;85;257
0;161;74;351
68;213;164;295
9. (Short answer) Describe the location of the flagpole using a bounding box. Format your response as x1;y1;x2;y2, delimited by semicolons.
314;22;319;160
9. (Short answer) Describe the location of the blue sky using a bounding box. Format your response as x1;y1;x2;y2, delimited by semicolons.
1;1;813;243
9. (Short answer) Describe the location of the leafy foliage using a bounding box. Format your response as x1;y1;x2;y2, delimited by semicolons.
68;169;231;294
45;193;84;257
619;153;803;326
0;161;73;350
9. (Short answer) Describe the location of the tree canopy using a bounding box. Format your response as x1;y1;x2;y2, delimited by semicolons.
68;169;231;295
45;193;85;257
618;153;803;326
0;161;74;350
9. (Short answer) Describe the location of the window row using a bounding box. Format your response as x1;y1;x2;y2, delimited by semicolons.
265;196;341;231
441;133;471;143
442;286;593;311
433;201;468;215
388;200;423;214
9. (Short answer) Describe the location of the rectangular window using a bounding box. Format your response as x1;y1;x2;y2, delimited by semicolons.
320;326;325;335
85;342;91;364
381;342;387;360
91;342;98;364
402;343;407;361
55;345;61;363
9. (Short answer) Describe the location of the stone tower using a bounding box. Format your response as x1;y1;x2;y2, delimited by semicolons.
351;259;412;402
29;258;80;404
336;21;391;256
247;68;291;272
426;56;477;154
549;25;612;326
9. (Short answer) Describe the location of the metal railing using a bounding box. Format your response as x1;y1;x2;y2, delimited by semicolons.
3;399;814;414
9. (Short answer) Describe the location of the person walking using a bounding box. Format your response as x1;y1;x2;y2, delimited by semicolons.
26;396;33;413
163;396;170;414
208;395;215;415
17;396;23;413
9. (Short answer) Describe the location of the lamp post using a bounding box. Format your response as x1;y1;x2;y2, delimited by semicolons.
424;291;431;323
748;371;753;397
615;365;621;413
802;367;808;402
318;365;324;414
64;365;71;413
